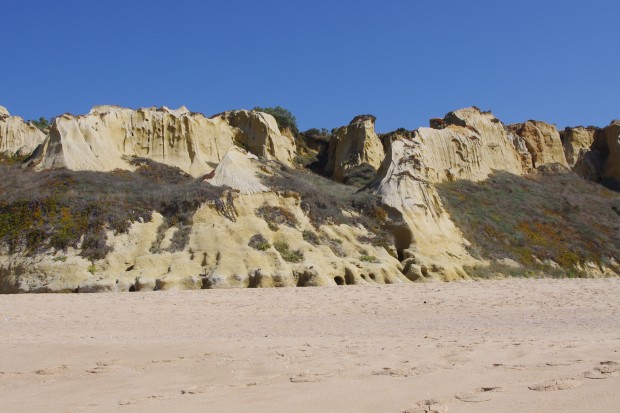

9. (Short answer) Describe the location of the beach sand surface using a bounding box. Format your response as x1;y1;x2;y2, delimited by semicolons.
1;279;619;413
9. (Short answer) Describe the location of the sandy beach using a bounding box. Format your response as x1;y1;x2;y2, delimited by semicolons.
1;279;619;413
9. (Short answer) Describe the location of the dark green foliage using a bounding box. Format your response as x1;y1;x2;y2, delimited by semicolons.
29;117;51;132
273;240;303;263
0;160;228;261
437;170;620;276
253;106;298;133
249;234;271;251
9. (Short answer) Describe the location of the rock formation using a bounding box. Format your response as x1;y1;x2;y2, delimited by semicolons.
601;120;620;182
26;106;296;177
372;107;527;280
0;106;46;157
561;126;597;167
508;120;568;167
222;110;297;166
0;103;618;293
324;114;385;182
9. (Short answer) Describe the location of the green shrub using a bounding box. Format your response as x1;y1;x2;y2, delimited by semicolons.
253;106;298;133
302;230;320;245
249;234;271;251
273;240;303;263
360;255;380;263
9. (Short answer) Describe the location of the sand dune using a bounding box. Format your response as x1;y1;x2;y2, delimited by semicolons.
1;279;619;413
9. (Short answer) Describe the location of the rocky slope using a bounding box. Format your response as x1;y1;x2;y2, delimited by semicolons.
0;104;618;292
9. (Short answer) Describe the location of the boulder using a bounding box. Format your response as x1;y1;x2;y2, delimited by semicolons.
324;114;385;182
0;106;46;157
508;120;568;167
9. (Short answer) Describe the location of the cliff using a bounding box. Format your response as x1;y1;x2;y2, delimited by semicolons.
0;104;618;293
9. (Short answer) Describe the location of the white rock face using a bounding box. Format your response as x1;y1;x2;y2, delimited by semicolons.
0;106;46;157
206;146;269;194
27;106;296;177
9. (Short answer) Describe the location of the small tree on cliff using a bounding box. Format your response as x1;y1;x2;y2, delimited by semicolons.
253;106;298;134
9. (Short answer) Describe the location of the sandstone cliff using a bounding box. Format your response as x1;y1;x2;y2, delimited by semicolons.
0;104;618;293
372;107;528;280
26;106;296;177
508;120;568;168
0;106;46;157
324;115;385;182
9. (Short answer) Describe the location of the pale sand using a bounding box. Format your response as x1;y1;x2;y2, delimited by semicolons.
1;279;619;413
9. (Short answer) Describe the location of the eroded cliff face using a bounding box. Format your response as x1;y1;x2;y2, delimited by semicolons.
0;106;46;157
0;177;405;293
372;107;530;280
0;104;618;292
26;106;296;177
508;120;568;168
324;115;385;182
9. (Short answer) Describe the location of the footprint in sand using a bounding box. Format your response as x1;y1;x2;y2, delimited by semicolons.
289;372;330;383
528;378;583;391
584;361;620;379
403;398;448;413
455;387;503;403
86;361;120;374
35;365;69;376
373;367;419;378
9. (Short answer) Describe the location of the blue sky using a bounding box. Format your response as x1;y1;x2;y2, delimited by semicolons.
2;1;619;132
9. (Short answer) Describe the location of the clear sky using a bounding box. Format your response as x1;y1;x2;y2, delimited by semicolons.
2;1;619;132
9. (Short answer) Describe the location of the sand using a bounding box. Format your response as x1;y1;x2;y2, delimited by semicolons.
1;278;619;413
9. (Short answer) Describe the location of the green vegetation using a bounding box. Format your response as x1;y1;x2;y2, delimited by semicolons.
302;230;320;245
0;158;228;261
273;240;304;263
437;170;620;277
360;255;380;263
253;106;298;133
29;117;51;132
249;234;271;251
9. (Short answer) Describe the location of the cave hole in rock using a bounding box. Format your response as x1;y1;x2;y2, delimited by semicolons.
128;285;136;292
334;275;345;285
